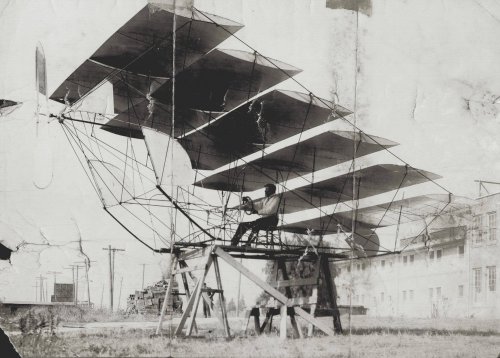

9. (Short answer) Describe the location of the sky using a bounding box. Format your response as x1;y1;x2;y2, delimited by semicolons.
1;0;500;310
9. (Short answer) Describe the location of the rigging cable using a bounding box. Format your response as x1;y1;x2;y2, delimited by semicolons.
191;7;452;196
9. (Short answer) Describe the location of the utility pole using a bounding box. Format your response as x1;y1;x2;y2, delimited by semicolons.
140;264;152;289
117;276;123;311
47;271;62;302
37;275;46;302
33;282;39;302
64;266;76;304
75;264;85;306
76;259;96;307
66;264;85;305
100;283;104;309
102;246;125;311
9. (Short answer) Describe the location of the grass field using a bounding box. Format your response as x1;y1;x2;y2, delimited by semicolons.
4;309;500;358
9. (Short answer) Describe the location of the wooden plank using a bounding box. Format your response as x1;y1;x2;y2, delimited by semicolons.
174;280;200;336
186;255;213;336
294;307;335;337
178;247;210;261
307;287;318;336
173;264;206;275
253;311;261;335
321;255;343;334
269;277;318;288
155;257;177;335
290;311;304;339
179;270;198;334
215;247;290;305
280;304;287;339
287;296;317;306
213;256;231;338
216;247;334;336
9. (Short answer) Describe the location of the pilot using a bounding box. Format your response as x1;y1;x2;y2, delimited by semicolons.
230;183;281;246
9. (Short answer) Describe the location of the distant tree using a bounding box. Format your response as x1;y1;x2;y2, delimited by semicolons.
238;296;246;312
227;298;236;313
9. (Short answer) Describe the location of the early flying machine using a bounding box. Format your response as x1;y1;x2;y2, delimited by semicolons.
27;0;468;337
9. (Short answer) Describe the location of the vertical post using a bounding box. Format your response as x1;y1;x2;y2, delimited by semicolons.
39;275;44;303
236;258;242;317
156;256;177;335
277;259;302;338
100;284;104;309
178;260;198;334
118;277;123;310
85;262;91;307
33;281;38;302
213;256;231;338
71;267;75;304
307;259;322;337
321;255;343;334
112;249;116;306
186;255;213;336
107;246;113;310
76;265;79;306
141;264;146;290
279;304;287;339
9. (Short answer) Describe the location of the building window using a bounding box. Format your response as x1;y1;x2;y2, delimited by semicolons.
347;265;351;273
361;294;365;303
487;266;496;292
409;290;414;300
381;292;384;302
381;260;385;268
429;251;434;260
403;256;408;265
474;216;483;244
356;264;361;271
410;255;414;264
429;288;433;300
458;285;464;297
436;249;442;260
362;263;366;271
436;287;441;298
488;212;497;242
473;267;482;302
402;290;407;301
458;245;464;256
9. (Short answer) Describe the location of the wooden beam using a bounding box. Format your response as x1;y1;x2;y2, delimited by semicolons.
186;255;213;336
178;247;210;261
280;304;287;339
215;247;335;336
155;257;177;335
294;307;335;336
269;277;318;288
173;264;206;275
213;256;231;338
321;255;343;334
179;247;210;261
174;280;201;336
179;270;198;334
215;247;290;305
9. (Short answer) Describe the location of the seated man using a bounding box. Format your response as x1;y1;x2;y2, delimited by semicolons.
230;183;281;246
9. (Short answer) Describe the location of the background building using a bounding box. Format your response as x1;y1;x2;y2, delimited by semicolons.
335;192;499;318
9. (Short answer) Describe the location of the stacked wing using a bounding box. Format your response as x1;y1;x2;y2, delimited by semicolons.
49;3;465;255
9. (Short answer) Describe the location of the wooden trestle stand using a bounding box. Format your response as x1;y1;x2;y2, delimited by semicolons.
155;245;343;339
